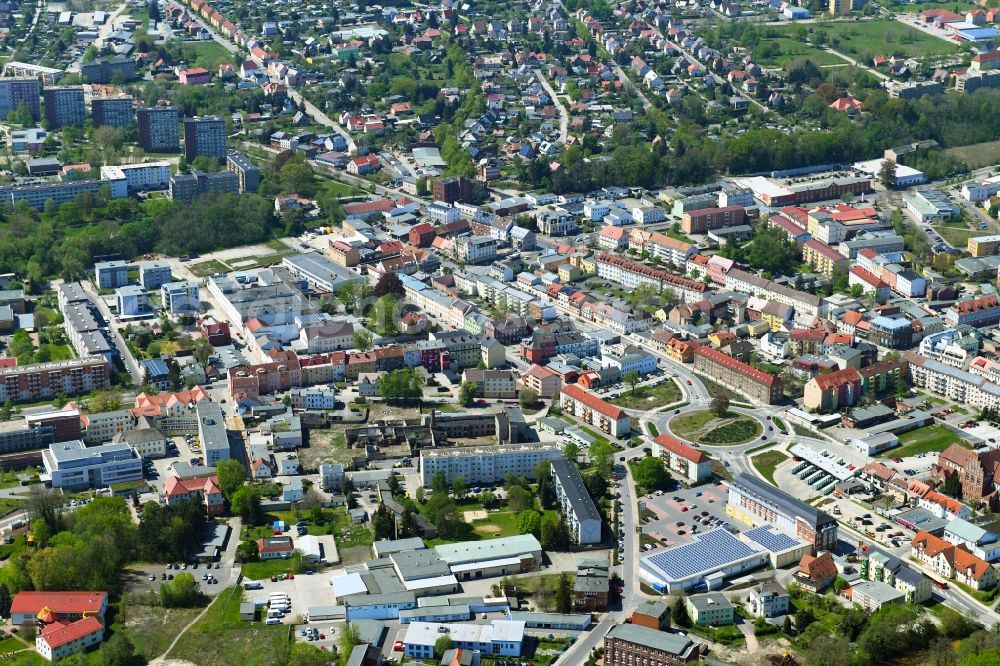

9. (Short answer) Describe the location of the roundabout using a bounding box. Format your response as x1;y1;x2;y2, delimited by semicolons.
667;409;764;446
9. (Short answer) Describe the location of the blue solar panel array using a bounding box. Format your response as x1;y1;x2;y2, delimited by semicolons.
644;529;758;580
743;526;798;552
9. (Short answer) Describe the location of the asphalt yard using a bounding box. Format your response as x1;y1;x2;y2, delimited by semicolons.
636;481;732;552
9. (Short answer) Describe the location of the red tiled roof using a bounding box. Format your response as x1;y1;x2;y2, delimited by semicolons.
11;592;106;617
596;254;706;294
951;294;1000;314
163;474;221;499
654;434;706;463
809;367;861;391
692;344;778;387
798;552;837;582
258;536;294;553
561;383;626;420
40;616;103;649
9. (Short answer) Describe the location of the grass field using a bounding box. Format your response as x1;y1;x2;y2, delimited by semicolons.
118;599;204;662
181;40;234;71
772;19;961;60
167;586;292;665
188;259;228;277
319;177;357;198
241;558;302;580
936;222;980;248
893;1;996;13
609;381;681;410
945;139;1000;168
472;510;520;538
670;410;762;445
885;424;967;458
754;37;846;67
752;450;789;485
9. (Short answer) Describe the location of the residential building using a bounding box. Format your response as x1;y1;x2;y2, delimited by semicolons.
137;105;179;152
169;170;240;202
574;561;610;612
681;205;747;234
80;57;135;83
11;591;108;625
113;427;168;459
138;262;172;289
461;369;517;399
652;434;712;484
101;162;172;193
517;364;562;398
560;384;631;438
42;87;85;128
183;116;227;162
686;592;734;626
905;352;1000;412
42;440;142;490
0;357;110;404
0;78;40;120
945;295;1000;328
860;549;932;604
161;281;200;314
803;239;849;276
419;443;562;484
630;601;671;630
692;345;783;405
81;409;134;443
746;581;789;618
968;235;1000;257
912;531;997;590
550;459;602;545
850;580;905;612
456;236;498;264
803;367;861;412
596;254;707;303
36;616;105;662
943;519;1000;562
917;490;971;521
227;152;261;192
2;61;61;84
94;260;128;289
257;536;295;559
197;400;230;466
603;624;698;666
162;474;224;516
433;176;481;204
794;551;838;592
91;96;134;129
728;473;837;552
116;285;147;317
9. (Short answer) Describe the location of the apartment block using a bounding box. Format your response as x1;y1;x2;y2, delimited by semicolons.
550;459;602;545
183;116;227;162
560;384;631;438
91;96;134;129
42;87;85;128
603;624;698;666
0;78;40;120
161;281;200;314
419;443;562;485
680;205;747;234
137;105;179;152
692;344;783;405
226;152;261;192
169;171;239;202
42;440;142;490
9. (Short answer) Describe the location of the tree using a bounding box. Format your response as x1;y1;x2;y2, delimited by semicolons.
372;294;398;335
671;596;691;628
795;605;815;633
942;470;962;499
879;159;898;190
434;635;454;658
563;442;580;461
373;503;394;540
556;572;573;614
709;393;730;417
231;486;261;523
623;370;640;395
0;583;11;618
380;368;424;401
339;623;363;664
782;615;793;636
100;631;136;666
431;471;449;495
215;459;246;500
160;572;202;608
588;440;615;477
372;272;404;298
804;634;852;666
25;485;64;533
519;387;539;409
507;486;531;513
451;475;467;500
517;510;541;537
458;381;477;407
633;457;671;491
352;328;373;352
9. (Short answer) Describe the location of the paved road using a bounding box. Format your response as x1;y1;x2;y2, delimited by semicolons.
80;279;144;385
534;69;569;143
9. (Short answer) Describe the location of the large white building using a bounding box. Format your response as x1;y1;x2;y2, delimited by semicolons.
100;162;171;193
652;434;713;484
550;459;602;545
42;440;143;490
419;443;562;485
905;351;1000;411
161;281;200;314
403;620;524;660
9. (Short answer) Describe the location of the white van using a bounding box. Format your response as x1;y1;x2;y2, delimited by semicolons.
267;609;283;619
265;617;282;625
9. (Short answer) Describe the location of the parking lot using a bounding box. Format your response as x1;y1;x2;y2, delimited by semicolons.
636;481;731;551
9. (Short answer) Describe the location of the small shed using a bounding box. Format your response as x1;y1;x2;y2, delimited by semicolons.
239;602;256;621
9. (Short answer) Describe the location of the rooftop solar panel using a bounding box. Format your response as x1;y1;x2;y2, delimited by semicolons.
642;529;759;581
743;526;799;552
